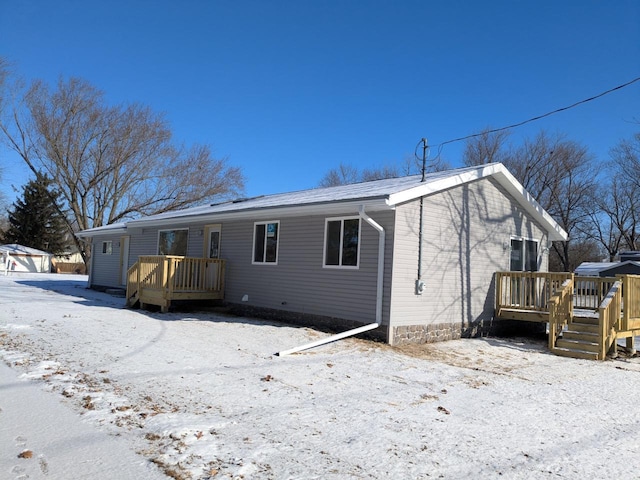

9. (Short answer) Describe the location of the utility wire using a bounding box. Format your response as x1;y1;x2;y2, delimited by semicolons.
427;75;640;156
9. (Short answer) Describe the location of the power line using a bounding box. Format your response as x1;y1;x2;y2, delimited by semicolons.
429;75;640;155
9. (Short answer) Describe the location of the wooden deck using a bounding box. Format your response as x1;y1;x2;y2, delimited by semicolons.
126;256;225;313
496;272;640;360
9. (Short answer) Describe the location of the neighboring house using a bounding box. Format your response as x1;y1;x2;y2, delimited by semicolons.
575;260;640;278
52;248;87;274
76;163;567;345
0;244;54;273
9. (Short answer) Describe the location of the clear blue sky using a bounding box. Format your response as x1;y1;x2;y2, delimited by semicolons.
0;0;638;204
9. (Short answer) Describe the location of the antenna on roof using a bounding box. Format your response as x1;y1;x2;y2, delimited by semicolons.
419;138;429;182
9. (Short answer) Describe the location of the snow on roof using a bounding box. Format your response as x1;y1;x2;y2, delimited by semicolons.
575;261;640;276
77;163;568;241
0;244;53;256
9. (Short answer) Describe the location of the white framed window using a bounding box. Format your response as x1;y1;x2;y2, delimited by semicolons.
323;217;360;268
253;221;279;264
510;237;538;272
101;241;113;255
158;229;188;256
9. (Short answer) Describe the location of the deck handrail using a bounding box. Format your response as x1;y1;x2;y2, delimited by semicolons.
598;280;622;360
548;278;574;352
573;276;617;311
620;274;640;331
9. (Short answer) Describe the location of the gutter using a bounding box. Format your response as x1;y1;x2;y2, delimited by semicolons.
277;205;386;356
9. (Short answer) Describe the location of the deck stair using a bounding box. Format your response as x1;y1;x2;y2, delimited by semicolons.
554;317;600;360
497;272;640;361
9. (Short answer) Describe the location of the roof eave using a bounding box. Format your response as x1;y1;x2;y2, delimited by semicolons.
387;163;568;242
90;198;393;233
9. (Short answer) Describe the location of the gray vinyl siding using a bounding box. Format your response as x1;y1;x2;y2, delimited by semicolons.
90;234;123;287
90;226;203;288
221;210;395;326
389;176;548;330
90;214;395;327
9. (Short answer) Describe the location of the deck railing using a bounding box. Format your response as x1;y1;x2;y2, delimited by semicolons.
573;276;617;310
496;272;572;313
548;278;574;351
620;275;640;331
497;271;640;360
598;280;622;360
126;256;225;311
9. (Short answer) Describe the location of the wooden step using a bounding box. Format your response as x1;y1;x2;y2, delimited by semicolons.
556;338;600;353
551;347;599;360
572;316;599;325
562;331;599;342
566;323;599;334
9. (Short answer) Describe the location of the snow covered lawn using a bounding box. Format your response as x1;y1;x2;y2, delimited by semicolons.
1;273;640;479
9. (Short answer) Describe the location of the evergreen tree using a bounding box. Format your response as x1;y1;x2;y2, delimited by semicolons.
3;173;69;254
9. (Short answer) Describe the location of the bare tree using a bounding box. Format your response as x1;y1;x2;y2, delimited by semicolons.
462;128;512;166
599;132;640;253
464;129;599;271
319;154;450;188
613;131;640;182
318;163;360;187
0;74;244;263
582;182;628;261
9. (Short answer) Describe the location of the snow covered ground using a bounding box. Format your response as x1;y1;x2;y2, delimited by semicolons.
1;273;640;480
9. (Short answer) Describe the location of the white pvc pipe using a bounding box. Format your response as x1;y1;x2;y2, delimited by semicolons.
277;323;379;356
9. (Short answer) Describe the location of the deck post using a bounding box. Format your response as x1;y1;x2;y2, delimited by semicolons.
626;336;636;355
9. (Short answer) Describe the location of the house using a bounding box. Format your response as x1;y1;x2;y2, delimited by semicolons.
0;244;54;273
76;163;567;346
575;261;640;278
52;247;87;274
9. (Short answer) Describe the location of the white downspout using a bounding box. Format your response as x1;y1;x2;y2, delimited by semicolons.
359;206;385;325
277;206;386;356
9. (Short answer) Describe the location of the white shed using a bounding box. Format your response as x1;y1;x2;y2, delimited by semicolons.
0;244;53;273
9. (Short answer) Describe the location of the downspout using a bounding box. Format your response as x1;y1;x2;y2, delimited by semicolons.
277;206;386;356
416;138;428;295
416;196;425;294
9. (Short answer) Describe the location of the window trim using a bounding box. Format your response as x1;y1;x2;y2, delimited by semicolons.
252;220;280;265
323;216;361;269
157;228;189;256
509;236;539;272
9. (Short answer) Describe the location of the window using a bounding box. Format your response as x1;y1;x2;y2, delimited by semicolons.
158;229;188;256
324;217;360;268
510;238;538;272
253;221;279;264
101;241;113;255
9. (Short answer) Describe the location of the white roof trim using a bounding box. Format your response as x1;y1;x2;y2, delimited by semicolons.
75;222;128;238
75;163;568;242
388;163;567;242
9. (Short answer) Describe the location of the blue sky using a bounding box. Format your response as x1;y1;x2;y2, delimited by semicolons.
0;0;639;204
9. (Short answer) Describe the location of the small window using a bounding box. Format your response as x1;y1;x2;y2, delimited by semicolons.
102;241;113;255
253;221;279;264
324;217;360;268
158;229;188;256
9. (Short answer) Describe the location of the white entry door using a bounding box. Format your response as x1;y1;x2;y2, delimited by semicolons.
204;225;221;289
207;226;221;259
